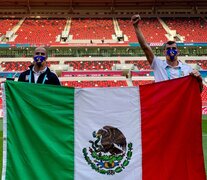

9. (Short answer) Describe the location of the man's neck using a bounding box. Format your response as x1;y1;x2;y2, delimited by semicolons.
34;65;46;73
166;60;179;67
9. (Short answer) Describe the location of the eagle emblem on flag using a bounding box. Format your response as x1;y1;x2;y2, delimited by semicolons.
83;126;133;175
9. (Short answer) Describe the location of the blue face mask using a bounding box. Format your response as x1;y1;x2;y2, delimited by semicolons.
34;56;46;66
166;49;178;61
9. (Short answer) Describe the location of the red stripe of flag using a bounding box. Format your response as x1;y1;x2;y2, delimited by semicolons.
140;76;206;180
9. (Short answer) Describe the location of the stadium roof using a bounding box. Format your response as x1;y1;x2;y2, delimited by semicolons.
1;0;207;8
0;0;207;17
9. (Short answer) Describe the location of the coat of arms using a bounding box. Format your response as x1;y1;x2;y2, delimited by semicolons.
83;126;133;175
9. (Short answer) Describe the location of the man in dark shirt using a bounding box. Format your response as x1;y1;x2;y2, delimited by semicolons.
18;47;60;85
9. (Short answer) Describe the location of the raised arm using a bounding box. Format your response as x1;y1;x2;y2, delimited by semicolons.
131;15;154;65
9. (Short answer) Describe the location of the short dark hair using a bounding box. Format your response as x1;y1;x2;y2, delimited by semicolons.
164;41;176;49
166;41;176;45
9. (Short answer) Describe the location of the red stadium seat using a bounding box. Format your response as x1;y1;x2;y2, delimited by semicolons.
70;18;115;40
62;80;128;88
118;18;168;42
64;60;120;70
163;17;207;42
13;19;66;44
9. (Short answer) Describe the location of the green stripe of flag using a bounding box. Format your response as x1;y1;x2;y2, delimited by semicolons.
3;81;75;180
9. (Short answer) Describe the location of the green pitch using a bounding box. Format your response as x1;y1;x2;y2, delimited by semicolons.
203;115;207;175
0;117;206;176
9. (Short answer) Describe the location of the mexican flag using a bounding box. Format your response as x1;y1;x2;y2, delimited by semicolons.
2;76;206;180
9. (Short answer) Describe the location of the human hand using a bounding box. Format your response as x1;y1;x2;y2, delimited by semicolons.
190;69;201;77
131;14;141;27
190;70;203;92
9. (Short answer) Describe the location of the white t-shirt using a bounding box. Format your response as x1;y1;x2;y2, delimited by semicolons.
151;57;193;82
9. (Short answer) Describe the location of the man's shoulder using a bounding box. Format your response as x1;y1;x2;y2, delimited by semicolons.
45;68;60;85
152;56;166;67
20;69;30;76
153;56;165;62
46;68;58;77
179;61;192;69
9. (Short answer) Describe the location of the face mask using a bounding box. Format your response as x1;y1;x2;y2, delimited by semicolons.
34;55;46;67
166;49;178;61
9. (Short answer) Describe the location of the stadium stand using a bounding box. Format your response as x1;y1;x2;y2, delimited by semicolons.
64;60;120;70
186;60;207;69
125;60;151;70
162;17;207;42
0;19;19;37
70;18;115;40
1;61;59;71
13;19;66;44
1;61;32;71
132;80;154;86
0;17;207;107
62;80;128;88
118;18;168;42
61;70;123;77
201;85;207;101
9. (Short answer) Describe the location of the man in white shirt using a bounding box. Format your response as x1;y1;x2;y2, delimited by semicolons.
131;14;203;91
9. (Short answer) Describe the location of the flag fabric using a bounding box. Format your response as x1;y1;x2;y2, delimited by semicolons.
1;76;206;180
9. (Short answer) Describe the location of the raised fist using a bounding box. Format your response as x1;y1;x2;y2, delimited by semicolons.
131;14;141;26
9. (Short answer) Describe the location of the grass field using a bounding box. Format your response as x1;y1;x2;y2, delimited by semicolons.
0;117;206;176
203;115;207;175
